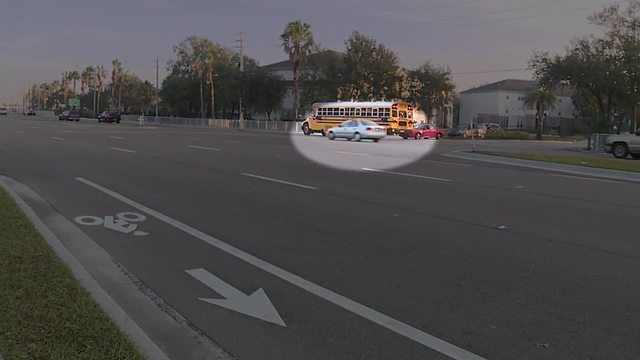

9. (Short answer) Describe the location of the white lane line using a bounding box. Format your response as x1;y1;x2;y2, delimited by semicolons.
188;145;220;152
51;137;66;141
30;126;39;129
109;135;126;140
75;177;484;360
61;130;73;133
14;130;25;134
424;159;472;167
109;147;136;153
334;150;369;156
241;173;317;190
549;173;624;184
362;168;452;183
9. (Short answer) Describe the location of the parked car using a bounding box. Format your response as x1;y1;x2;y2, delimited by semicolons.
0;107;7;115
327;119;386;142
400;123;444;140
25;109;36;116
485;123;503;133
97;111;121;123
463;125;487;139
59;110;81;121
447;128;464;137
604;130;640;159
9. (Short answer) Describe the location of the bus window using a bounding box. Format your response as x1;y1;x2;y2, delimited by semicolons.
372;109;378;117
392;110;398;118
333;108;339;116
349;108;355;116
366;108;372;117
339;108;345;116
399;111;407;118
408;111;413;119
355;108;361;116
383;108;390;117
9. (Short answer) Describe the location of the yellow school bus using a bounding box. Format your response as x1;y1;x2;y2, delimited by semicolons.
301;101;415;136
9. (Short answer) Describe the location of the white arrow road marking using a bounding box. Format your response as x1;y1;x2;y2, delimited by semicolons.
241;173;317;190
51;137;65;141
76;177;484;360
186;268;286;327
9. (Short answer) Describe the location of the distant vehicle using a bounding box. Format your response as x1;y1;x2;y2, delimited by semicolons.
463;124;486;139
25;109;36;116
604;130;640;159
485;123;502;132
447;128;464;137
0;107;7;115
59;110;81;121
400;123;444;140
97;111;121;124
303;101;415;136
327;119;386;142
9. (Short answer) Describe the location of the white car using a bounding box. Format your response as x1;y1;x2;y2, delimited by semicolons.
327;120;386;142
0;107;7;115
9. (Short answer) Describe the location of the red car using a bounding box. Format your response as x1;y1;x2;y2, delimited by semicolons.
401;123;444;140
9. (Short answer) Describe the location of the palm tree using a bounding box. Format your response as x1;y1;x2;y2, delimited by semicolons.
39;83;52;110
81;66;94;94
525;88;557;140
62;71;71;108
69;71;80;94
281;20;316;120
95;66;106;113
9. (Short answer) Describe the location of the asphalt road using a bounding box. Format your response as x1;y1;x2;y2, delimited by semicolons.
1;114;639;360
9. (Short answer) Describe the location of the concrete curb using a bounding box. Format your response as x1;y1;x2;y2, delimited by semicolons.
0;176;233;360
443;151;640;183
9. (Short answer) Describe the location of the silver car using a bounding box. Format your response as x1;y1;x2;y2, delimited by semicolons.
327;120;386;142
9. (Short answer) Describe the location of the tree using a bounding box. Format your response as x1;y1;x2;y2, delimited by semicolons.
159;75;201;117
95;66;107;113
81;66;96;113
39;83;52;110
525;88;557;140
62;71;71;107
111;59;124;110
69;71;80;94
281;20;316;120
245;69;286;120
407;62;455;125
341;31;400;101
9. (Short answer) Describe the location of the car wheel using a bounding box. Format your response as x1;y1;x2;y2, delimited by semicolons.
116;120;120;124
302;123;310;136
463;133;469;138
631;153;640;160
76;119;79;122
613;143;629;159
436;133;442;140
353;132;362;142
328;131;335;140
415;133;423;140
373;138;380;143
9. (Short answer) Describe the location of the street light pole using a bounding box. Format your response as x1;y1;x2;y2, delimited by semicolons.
155;56;159;122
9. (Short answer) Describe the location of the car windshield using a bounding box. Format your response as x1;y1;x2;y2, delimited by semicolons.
360;120;378;126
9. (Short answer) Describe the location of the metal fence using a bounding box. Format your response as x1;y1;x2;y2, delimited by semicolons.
121;115;303;133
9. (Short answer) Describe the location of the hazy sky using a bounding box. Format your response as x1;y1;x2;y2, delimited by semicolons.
0;0;614;103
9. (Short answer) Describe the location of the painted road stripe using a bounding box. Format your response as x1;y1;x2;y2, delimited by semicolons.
110;147;136;153
14;130;25;134
109;135;126;140
549;173;624;184
188;145;220;152
30;126;39;129
241;173;317;190
423;159;472;167
75;177;484;360
334;150;369;156
51;137;65;141
61;130;74;133
362;168;452;183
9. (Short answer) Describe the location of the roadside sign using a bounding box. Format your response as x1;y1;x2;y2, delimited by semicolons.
69;98;80;109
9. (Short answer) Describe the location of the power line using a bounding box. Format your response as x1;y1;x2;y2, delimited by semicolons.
452;67;529;75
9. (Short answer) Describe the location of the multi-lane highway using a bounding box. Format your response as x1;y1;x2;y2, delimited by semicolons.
1;114;639;360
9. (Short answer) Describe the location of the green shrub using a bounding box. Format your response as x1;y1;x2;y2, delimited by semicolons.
486;130;531;140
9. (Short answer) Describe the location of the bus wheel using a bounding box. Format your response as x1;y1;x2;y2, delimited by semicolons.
386;129;393;136
321;130;326;137
302;123;310;135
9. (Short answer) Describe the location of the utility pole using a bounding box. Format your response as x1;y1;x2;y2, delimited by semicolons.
155;56;159;122
234;32;245;124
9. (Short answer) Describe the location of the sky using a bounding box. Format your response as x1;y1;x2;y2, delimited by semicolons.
0;0;615;103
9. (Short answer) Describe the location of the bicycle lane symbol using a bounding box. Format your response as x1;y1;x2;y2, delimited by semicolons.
74;212;150;236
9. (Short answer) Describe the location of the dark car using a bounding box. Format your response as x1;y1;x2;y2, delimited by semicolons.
447;128;464;137
59;110;81;121
98;111;121;123
25;109;36;116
